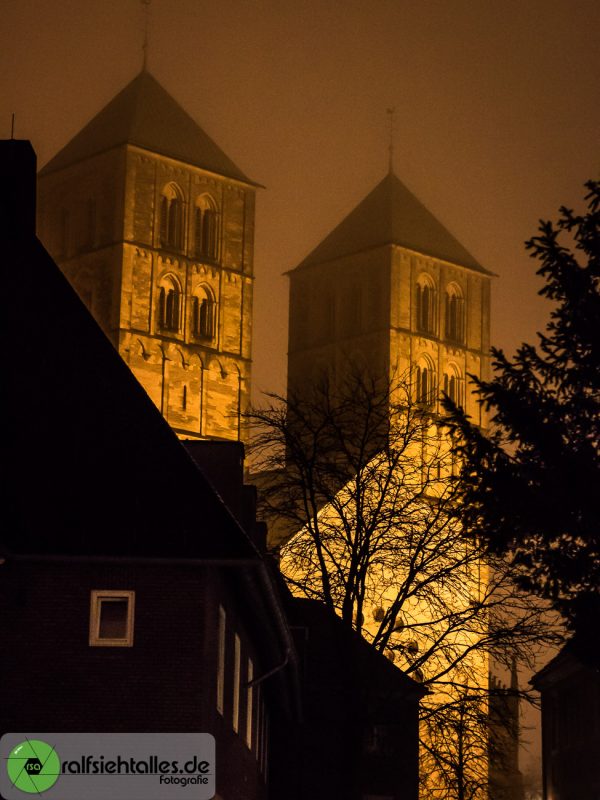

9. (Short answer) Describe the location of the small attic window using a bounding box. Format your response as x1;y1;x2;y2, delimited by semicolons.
89;590;135;647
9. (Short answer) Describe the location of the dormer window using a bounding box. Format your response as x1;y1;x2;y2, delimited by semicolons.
158;275;182;332
159;183;184;250
194;195;219;261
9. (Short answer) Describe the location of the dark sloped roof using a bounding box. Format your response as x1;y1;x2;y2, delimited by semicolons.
2;234;258;561
39;70;257;185
292;171;490;275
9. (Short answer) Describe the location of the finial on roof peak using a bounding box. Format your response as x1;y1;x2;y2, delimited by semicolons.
141;0;151;71
386;107;396;174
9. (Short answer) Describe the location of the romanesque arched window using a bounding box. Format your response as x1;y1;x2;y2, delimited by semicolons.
194;195;219;261
191;285;216;339
158;274;182;332
159;183;184;250
416;275;436;334
445;283;465;343
443;363;464;407
415;356;436;406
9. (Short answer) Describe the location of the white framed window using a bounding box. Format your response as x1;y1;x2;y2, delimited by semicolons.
89;590;135;647
233;633;241;733
245;658;254;749
217;606;226;715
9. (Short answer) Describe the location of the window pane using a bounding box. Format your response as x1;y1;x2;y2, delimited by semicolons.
98;599;128;639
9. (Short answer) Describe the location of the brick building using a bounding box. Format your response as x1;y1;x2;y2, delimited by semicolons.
531;638;600;800
1;138;425;800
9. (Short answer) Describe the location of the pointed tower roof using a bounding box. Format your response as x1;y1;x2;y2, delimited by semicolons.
292;171;490;275
3;142;258;560
40;71;257;185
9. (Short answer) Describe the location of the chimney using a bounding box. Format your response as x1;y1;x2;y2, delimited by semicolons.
0;139;37;240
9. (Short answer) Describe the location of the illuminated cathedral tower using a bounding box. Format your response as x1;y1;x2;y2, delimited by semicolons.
287;169;493;420
37;71;258;440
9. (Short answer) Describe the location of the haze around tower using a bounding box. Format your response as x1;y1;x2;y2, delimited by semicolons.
1;0;598;400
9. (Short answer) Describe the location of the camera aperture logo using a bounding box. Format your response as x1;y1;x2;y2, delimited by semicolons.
6;740;60;794
1;734;214;800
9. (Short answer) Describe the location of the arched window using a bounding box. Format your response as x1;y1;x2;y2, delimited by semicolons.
416;275;436;334
191;285;216;339
415;357;436;406
445;283;465;343
158;275;181;332
443;364;464;408
159;183;184;250
194;195;219;261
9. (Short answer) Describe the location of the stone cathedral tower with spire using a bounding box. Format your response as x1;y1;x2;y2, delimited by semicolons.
287;168;493;421
37;71;258;441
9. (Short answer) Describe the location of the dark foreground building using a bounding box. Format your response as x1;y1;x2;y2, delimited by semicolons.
531;637;600;800
0;139;424;800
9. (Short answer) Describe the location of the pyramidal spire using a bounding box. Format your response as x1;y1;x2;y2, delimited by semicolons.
386;107;396;174
39;71;258;186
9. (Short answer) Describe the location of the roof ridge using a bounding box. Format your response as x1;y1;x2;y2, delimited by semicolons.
291;171;491;276
39;71;258;186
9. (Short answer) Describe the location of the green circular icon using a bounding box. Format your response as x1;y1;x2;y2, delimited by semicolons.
6;740;60;794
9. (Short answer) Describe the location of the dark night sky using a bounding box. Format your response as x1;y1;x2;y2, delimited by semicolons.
3;1;598;778
2;0;599;400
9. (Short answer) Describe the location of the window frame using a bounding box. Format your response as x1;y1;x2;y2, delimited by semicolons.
157;275;182;333
159;183;185;251
89;590;135;647
444;284;465;343
194;195;219;262
416;275;437;335
191;286;216;340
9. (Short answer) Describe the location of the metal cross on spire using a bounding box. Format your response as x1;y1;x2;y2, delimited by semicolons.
386;107;396;174
141;0;151;71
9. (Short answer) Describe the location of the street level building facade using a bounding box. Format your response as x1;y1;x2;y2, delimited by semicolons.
37;71;257;441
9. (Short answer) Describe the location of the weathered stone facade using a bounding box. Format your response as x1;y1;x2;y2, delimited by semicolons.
287;171;492;418
37;72;256;441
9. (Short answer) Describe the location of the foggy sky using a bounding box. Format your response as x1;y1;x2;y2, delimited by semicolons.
2;0;599;403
